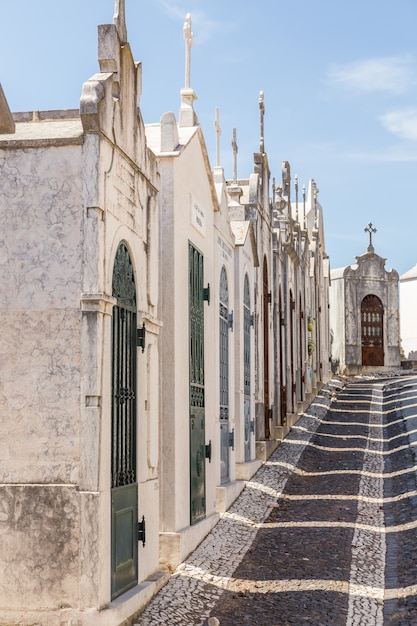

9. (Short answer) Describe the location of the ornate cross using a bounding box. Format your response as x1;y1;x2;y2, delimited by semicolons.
232;128;238;184
364;222;377;250
113;0;127;44
294;174;299;222
214;108;221;167
259;91;265;153
183;14;193;89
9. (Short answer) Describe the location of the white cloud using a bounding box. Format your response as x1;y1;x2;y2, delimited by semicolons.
343;145;417;162
379;109;417;140
328;55;415;94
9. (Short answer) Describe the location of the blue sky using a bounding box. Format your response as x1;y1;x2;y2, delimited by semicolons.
1;0;417;275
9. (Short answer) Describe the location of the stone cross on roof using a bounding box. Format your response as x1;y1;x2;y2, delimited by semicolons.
214;108;221;167
183;14;193;89
364;222;377;252
259;91;265;153
294;174;299;222
113;0;127;44
232;128;238;184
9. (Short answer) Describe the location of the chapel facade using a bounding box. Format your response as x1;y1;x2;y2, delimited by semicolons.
329;224;401;374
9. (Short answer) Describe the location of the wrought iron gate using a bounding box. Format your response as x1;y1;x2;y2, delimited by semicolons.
219;267;230;483
279;290;287;422
111;242;138;599
289;290;295;414
361;294;384;366
299;294;304;399
243;274;252;461
263;257;270;439
189;243;206;524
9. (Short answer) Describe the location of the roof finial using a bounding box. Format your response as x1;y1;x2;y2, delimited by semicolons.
313;182;319;229
232;128;238;184
113;0;127;44
214;108;221;167
180;14;198;127
364;222;377;252
183;14;193;89
259;91;265;153
295;174;299;223
302;184;306;229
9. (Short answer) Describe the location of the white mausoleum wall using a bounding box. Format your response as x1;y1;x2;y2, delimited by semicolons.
0;139;83;609
400;274;417;358
329;270;346;372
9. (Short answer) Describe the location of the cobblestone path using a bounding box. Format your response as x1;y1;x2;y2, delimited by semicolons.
135;374;417;626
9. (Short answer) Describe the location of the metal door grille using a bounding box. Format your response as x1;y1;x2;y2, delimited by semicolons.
219;266;229;483
243;274;251;461
361;294;384;366
111;242;137;488
263;257;270;439
111;241;138;599
189;243;206;524
112;305;137;487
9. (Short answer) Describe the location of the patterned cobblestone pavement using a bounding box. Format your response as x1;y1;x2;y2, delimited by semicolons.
135;374;417;626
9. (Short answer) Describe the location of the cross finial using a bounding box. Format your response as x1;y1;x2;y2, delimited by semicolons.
295;174;299;222
113;0;127;44
259;91;265;153
232;128;238;184
302;184;306;229
313;182;319;229
364;222;377;251
183;14;194;89
214;108;221;167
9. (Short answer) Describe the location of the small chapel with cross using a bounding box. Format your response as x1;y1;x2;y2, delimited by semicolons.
329;224;401;374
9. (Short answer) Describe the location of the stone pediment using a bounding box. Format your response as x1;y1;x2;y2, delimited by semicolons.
344;249;398;282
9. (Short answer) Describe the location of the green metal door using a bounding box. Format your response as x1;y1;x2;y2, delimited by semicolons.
243;274;252;461
111;242;138;599
219;266;230;483
189;243;206;525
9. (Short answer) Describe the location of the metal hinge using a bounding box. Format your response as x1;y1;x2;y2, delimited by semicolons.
205;440;212;462
203;284;210;305
228;311;234;331
137;323;146;353
228;429;235;450
250;419;255;434
137;515;146;547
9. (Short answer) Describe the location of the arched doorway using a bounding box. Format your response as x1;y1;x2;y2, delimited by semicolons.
243;274;252;461
299;293;304;400
189;243;206;524
279;289;287;423
263;257;270;439
219;266;230;483
361;294;384;366
289;289;295;414
111;241;138;599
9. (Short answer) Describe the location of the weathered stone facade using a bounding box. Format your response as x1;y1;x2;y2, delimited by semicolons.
330;240;401;374
0;4;164;625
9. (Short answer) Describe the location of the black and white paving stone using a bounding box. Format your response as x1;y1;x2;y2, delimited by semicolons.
135;374;417;626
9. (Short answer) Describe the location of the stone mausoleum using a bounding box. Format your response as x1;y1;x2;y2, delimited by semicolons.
329;223;401;374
